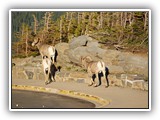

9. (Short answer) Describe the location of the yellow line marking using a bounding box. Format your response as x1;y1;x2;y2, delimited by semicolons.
12;84;111;108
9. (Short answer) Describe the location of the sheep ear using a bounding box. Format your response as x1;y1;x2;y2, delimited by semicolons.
86;56;92;62
80;56;85;62
80;56;83;61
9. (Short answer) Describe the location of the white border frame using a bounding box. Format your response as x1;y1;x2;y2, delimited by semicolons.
9;9;151;111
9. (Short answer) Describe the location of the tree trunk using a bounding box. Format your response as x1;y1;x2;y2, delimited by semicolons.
44;12;47;31
66;12;69;20
16;43;19;55
67;12;73;40
120;12;123;26
85;25;88;35
32;14;37;34
25;28;28;57
68;12;73;32
46;12;52;31
59;18;62;43
78;12;80;24
128;12;133;26
144;12;148;30
100;12;103;29
124;12;127;28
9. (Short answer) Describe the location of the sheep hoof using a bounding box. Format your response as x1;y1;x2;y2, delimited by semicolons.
51;78;56;82
105;85;109;88
88;83;93;86
93;84;98;87
45;81;50;85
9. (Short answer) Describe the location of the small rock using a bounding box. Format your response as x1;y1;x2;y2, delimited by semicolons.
77;79;85;83
16;104;19;107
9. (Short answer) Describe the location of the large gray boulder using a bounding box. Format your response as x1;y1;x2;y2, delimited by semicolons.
123;53;148;77
66;35;106;65
55;42;69;54
55;42;70;63
67;35;148;78
69;35;99;49
102;50;148;78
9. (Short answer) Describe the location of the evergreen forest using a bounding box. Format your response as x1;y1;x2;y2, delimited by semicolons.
11;11;149;58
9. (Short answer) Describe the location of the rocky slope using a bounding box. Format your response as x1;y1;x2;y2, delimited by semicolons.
12;35;148;90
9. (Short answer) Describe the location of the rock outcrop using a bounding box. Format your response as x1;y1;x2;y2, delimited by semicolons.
12;35;148;90
65;35;148;78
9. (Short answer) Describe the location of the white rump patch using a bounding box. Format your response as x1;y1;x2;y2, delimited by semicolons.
97;61;105;71
97;61;102;68
48;46;55;55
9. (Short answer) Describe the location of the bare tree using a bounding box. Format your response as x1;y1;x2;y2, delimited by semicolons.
144;12;148;30
98;12;103;29
78;12;80;24
32;14;38;34
68;12;73;32
59;17;62;43
25;27;28;57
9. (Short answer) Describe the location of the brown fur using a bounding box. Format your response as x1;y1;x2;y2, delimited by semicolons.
42;56;55;85
81;56;108;87
32;37;56;63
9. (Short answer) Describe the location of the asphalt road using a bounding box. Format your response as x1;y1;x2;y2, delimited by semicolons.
11;90;95;109
12;79;149;109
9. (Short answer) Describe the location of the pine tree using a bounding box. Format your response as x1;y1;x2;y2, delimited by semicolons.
12;11;149;57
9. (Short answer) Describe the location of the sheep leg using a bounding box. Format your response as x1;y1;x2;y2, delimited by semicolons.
50;73;56;82
50;64;56;82
93;73;99;87
88;77;94;86
45;75;50;85
44;69;50;85
88;74;94;86
50;56;54;63
102;70;109;88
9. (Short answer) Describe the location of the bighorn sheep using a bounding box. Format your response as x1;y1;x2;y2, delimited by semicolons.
32;37;56;63
42;56;55;85
81;56;109;87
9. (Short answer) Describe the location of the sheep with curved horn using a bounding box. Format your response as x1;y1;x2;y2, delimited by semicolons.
32;37;56;64
81;56;109;88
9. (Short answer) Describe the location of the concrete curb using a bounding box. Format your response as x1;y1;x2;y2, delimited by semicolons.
12;84;111;108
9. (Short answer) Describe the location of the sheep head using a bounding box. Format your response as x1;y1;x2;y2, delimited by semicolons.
32;37;40;46
80;56;92;68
